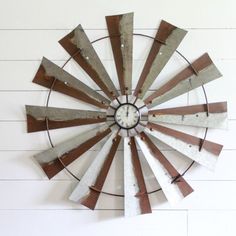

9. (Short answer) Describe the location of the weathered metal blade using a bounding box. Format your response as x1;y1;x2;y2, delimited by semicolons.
69;131;117;204
124;136;152;216
59;24;119;99
106;12;133;95
145;53;222;108
34;124;112;179
78;134;121;210
146;122;223;170
149;102;228;129
26;105;107;132
33;57;110;109
134;20;187;98
136;132;193;205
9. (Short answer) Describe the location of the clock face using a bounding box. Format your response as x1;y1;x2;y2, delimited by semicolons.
115;103;140;129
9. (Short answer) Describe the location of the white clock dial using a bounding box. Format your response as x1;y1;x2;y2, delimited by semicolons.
115;103;140;129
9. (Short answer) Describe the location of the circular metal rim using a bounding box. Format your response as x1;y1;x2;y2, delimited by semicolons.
45;32;209;197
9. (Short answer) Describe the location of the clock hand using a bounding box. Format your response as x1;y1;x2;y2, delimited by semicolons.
126;105;129;117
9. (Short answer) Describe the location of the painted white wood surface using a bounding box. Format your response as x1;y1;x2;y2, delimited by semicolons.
0;0;235;235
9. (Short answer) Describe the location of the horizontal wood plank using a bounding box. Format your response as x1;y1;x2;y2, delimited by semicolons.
188;210;236;236
0;209;187;236
0;30;235;61
0;180;235;210
0;0;236;29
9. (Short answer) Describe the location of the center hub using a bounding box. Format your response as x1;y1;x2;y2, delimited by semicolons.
114;103;140;129
106;95;148;137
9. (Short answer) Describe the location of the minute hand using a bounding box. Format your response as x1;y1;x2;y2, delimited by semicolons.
126;105;129;117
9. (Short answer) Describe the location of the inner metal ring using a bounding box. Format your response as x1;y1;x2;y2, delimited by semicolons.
45;33;209;197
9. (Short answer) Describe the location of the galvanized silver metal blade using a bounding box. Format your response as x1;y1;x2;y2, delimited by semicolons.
136;132;193;205
106;12;133;95
26;105;107;132
146;123;223;170
134;20;187;98
59;24;119;100
33;57;110;109
149;102;228;129
34;124;111;179
69;131;116;203
145;53;222;108
124;137;152;216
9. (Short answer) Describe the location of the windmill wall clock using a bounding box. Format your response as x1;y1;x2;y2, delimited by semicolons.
25;12;228;216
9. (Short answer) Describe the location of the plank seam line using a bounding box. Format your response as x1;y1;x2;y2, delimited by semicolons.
0;208;188;211
0;179;236;182
0;209;235;211
0;58;235;61
0;148;233;151
0;28;236;30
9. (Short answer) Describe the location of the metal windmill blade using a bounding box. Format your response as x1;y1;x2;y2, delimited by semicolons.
26;105;107;132
144;53;222;108
124;136;152;216
70;131;121;210
34;124;112;179
145;122;223;170
148;102;228;129
136;132;193;205
59;24;119;100
26;13;227;217
106;12;133;95
32;57;110;109
134;20;187;98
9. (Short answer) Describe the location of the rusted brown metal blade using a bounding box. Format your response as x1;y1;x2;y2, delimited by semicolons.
26;105;107;132
124;136;152;216
146;122;223;170
145;53;222;108
80;134;121;210
106;12;133;95
59;24;119;99
136;132;193;204
149;102;228;129
34;124;112;179
134;20;187;98
33;57;110;109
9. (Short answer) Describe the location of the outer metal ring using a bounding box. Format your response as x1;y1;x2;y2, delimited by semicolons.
45;33;209;197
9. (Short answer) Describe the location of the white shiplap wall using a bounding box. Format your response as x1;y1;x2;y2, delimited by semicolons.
0;0;236;235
